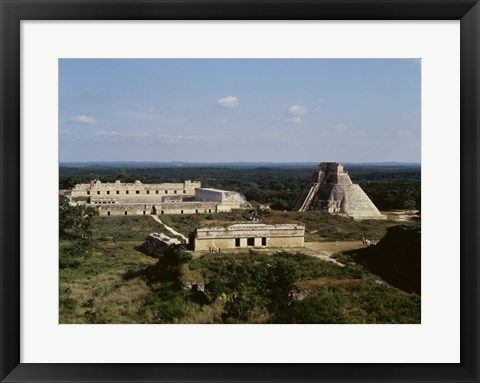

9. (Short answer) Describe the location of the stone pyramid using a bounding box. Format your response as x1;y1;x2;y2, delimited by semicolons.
292;162;386;220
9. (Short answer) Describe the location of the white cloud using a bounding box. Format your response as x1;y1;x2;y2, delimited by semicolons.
95;131;149;138
217;96;239;108
288;105;307;116
148;107;155;112
334;124;346;131
69;115;98;125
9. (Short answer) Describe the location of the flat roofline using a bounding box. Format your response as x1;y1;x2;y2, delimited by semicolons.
197;223;305;230
74;180;200;186
196;188;235;193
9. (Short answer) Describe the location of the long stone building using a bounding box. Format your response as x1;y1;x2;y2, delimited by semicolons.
193;223;305;251
292;162;386;220
69;180;244;216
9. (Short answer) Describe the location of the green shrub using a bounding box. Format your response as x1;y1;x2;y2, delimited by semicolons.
141;283;189;323
273;292;344;324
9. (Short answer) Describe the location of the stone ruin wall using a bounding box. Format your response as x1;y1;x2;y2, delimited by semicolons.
70;180;243;216
71;180;200;198
331;184;384;219
97;201;231;216
194;188;242;208
194;224;305;251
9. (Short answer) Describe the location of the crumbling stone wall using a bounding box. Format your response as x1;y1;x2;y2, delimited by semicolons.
69;180;243;216
140;232;181;257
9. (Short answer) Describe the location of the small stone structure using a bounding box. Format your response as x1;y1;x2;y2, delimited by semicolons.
140;232;181;257
292;162;386;220
195;188;242;208
69;180;244;216
193;223;305;251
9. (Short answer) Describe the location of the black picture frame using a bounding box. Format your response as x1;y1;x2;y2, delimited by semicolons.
1;1;479;382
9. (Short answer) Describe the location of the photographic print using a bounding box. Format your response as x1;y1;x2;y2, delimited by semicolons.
59;59;421;324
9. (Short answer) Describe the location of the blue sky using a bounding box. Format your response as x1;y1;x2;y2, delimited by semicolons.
59;59;421;163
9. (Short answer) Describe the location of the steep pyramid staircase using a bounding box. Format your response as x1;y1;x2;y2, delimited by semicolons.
291;163;386;219
292;171;324;212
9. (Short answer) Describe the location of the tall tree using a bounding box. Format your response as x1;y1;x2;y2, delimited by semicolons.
59;195;97;239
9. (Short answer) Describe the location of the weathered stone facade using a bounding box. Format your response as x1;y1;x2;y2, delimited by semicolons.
195;188;242;208
72;179;200;198
69;180;244;216
193;223;305;251
292;162;386;220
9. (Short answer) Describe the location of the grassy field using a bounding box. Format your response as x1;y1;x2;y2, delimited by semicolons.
60;216;164;323
91;215;173;241
60;212;420;324
60;239;157;323
261;210;403;242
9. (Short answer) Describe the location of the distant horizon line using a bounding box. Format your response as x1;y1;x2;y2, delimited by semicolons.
60;160;421;166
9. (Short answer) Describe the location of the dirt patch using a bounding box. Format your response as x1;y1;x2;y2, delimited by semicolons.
300;241;365;266
304;240;363;255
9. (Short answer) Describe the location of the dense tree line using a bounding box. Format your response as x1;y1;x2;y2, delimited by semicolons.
59;166;420;211
359;183;420;212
